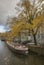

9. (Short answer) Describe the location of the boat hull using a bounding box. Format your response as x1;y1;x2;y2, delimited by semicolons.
28;44;44;55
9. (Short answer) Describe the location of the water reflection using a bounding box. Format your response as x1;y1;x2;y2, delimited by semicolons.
0;40;5;51
0;40;44;65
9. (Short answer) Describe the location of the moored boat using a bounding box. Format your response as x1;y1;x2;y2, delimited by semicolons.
6;41;28;55
28;44;44;55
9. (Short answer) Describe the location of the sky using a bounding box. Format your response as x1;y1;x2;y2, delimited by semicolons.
0;0;20;32
0;0;20;25
0;25;6;33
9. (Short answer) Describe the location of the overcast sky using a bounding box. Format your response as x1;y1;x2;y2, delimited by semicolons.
0;0;44;33
0;0;20;25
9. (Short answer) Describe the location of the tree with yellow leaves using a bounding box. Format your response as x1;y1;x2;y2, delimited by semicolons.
14;0;44;45
5;0;44;45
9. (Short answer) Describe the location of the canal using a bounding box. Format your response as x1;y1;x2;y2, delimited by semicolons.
0;40;44;65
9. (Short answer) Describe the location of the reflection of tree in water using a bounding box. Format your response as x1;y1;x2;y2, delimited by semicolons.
14;52;44;65
14;54;29;65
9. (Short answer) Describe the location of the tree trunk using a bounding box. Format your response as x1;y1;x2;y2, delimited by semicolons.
33;34;37;45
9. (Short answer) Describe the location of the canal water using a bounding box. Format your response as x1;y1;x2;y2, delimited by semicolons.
0;40;44;65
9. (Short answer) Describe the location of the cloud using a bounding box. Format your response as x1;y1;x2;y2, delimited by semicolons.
0;0;20;25
0;25;6;33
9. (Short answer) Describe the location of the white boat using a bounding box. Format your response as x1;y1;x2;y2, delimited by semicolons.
6;41;28;55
